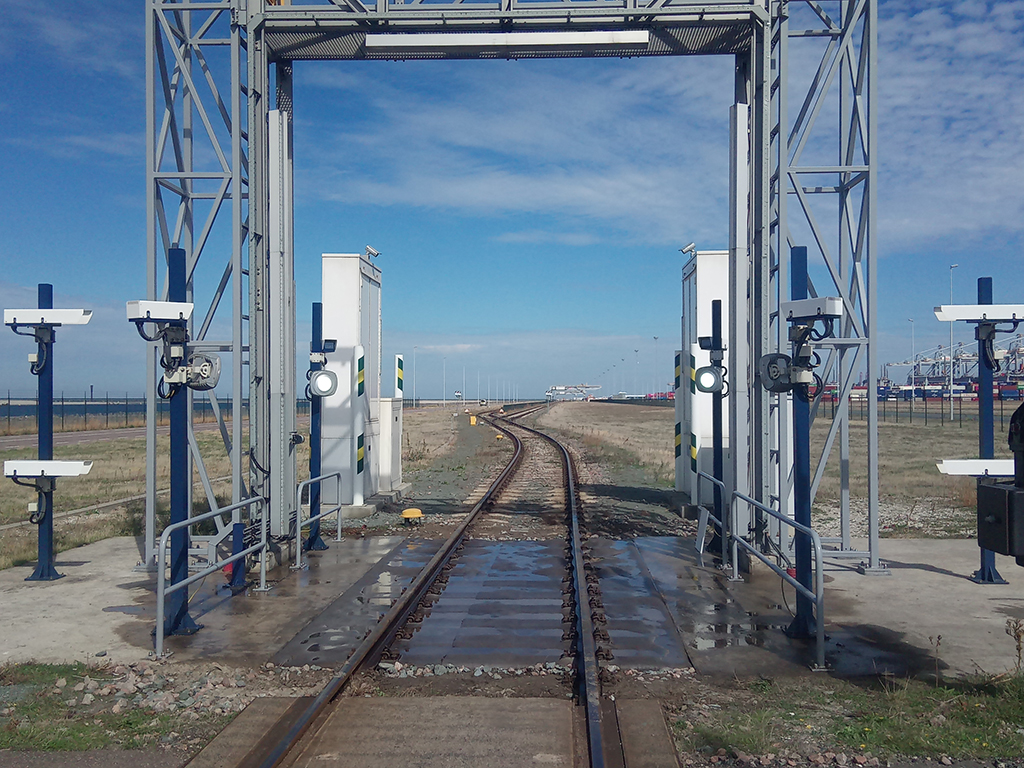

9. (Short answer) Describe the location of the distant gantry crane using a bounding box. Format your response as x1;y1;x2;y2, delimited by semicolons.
546;384;601;401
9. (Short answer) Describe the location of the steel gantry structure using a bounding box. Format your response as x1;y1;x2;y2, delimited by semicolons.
144;0;879;572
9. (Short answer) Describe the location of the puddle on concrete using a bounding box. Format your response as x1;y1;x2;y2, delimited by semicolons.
103;605;146;615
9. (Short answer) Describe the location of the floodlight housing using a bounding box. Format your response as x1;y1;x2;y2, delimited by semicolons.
309;369;338;398
694;366;724;393
933;304;1024;323
936;459;1014;477
780;297;843;322
4;309;92;327
126;300;194;323
5;460;93;478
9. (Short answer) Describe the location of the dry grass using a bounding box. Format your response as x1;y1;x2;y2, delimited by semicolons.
0;407;456;570
0;429;248;570
534;400;1007;511
536;402;675;486
402;406;461;469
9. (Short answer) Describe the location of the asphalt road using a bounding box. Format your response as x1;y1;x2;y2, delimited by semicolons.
0;422;227;451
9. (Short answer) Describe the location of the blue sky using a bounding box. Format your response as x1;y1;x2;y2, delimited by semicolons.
1;1;1022;400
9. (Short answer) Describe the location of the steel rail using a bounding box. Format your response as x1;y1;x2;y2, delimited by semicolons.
499;417;608;768
256;415;525;768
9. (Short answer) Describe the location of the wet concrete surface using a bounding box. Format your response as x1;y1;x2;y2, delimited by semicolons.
588;538;691;669
395;539;572;667
133;536;408;664
273;538;443;667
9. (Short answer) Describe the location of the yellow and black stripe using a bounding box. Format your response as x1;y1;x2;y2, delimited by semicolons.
674;352;681;391
357;434;365;473
357;355;365;396
690;433;698;472
675;422;682;458
397;356;404;392
690;354;697;395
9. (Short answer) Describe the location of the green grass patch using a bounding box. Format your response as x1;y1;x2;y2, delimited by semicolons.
671;674;1024;760
0;662;231;752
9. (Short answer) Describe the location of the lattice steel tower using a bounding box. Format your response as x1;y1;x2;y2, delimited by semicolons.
143;0;879;570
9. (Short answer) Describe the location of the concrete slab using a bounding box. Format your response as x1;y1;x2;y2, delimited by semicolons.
188;696;312;768
146;536;406;664
273;538;444;667
288;696;574;768
615;699;680;768
0;535;404;665
588;539;691;669
0;536;153;665
396;539;570;667
826;538;1024;677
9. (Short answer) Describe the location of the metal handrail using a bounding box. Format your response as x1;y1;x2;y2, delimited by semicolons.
292;471;344;571
695;471;727;561
155;496;267;657
732;491;826;670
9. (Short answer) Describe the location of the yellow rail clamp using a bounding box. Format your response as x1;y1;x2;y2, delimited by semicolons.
470;415;477;426
496;434;504;440
401;508;423;525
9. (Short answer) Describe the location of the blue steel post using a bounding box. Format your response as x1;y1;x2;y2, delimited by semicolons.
304;302;328;552
971;276;1007;584
787;246;816;638
165;248;200;635
27;284;60;581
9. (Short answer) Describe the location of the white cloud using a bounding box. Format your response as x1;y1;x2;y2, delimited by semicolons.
299;57;734;245
0;4;142;80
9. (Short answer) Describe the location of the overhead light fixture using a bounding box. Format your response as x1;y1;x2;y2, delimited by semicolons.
309;369;338;398
364;30;650;53
694;366;724;393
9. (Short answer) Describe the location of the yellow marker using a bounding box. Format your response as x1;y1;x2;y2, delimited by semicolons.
470;415;477;426
496;434;504;440
401;508;423;525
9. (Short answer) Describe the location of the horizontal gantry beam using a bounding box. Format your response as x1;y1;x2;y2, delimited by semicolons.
253;0;766;59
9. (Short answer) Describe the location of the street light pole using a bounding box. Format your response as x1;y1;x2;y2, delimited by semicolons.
908;318;915;418
653;336;659;395
413;346;418;407
634;349;639;396
950;264;959;419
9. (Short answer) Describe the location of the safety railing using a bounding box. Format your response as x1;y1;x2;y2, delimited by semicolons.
292;472;344;571
732;491;826;670
695;470;826;670
155;496;267;657
694;471;729;564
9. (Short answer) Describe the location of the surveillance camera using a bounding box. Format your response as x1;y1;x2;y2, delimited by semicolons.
126;300;194;323
680;242;696;255
4;309;93;327
365;246;380;258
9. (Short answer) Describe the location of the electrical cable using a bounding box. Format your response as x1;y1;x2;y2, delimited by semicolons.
29;341;47;376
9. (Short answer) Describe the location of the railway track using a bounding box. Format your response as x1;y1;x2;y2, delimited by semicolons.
243;410;618;768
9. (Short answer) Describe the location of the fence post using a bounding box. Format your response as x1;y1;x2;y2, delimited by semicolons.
60;392;64;432
125;392;129;428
